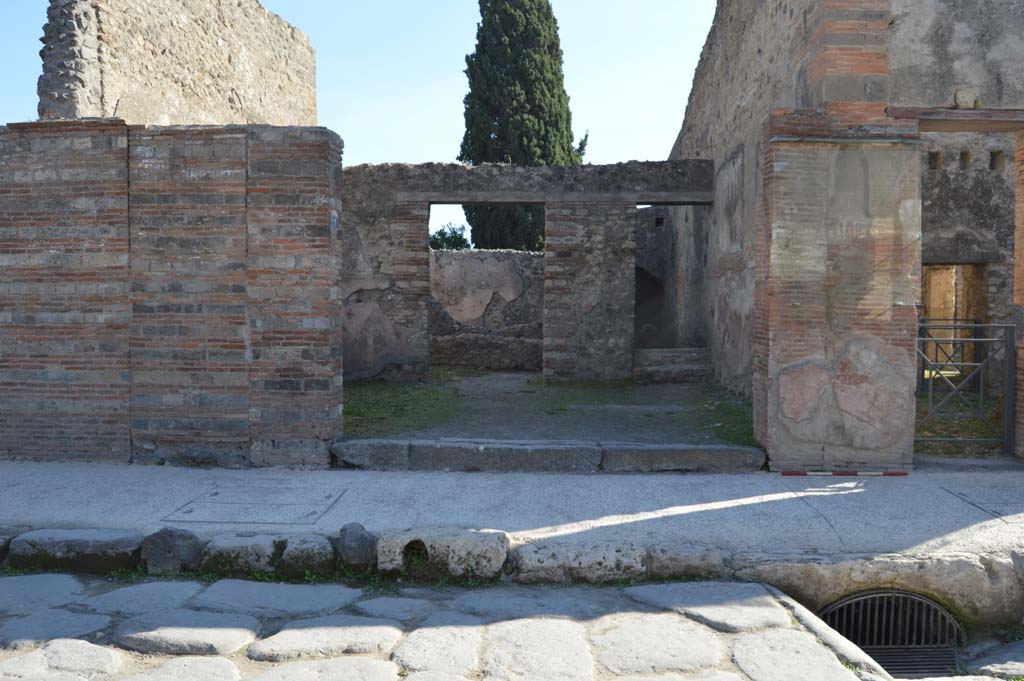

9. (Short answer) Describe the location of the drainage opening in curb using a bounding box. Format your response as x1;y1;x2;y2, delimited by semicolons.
819;590;965;679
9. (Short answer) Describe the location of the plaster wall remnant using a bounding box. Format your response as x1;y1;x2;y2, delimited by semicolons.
340;161;713;383
38;0;317;126
0;120;342;467
430;250;544;371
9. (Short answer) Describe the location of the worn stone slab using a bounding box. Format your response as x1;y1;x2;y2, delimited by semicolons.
0;527;28;563
75;581;204;616
354;597;434;621
764;586;890;678
0;639;124;677
589;612;724;674
141;527;206;575
482;618;593;681
0;611;111;651
190;579;360;618
121;657;241;681
601;444;765;473
114;609;258;655
404;674;471;681
0;574;85;615
5;529;143;573
732;629;860;681
276;534;335;580
377;527;508;578
513;541;646;583
967;639;1024;677
200;534;279;576
612;674;745;681
247;658;400;681
409;440;602;473
331;439;410;470
450;586;623;621
626;582;791;632
247;614;403;661
392;611;482;675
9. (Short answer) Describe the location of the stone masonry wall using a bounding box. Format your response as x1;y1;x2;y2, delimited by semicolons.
39;0;316;126
430;250;543;371
0;120;342;467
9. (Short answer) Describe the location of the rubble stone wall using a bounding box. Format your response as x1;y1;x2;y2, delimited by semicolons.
0;120;342;467
430;250;543;371
38;0;316;126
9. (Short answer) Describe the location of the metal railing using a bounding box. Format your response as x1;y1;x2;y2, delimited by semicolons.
916;321;1016;454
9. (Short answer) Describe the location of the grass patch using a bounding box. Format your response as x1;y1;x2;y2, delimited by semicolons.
914;392;1004;457
699;385;759;448
343;372;465;439
532;378;638;413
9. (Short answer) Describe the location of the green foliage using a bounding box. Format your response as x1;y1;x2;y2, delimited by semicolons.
459;0;587;250
699;386;759;448
343;376;463;439
430;223;473;250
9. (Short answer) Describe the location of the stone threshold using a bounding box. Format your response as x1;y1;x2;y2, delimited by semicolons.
2;525;1020;628
331;438;766;473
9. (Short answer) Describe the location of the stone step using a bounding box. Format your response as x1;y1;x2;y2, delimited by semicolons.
634;347;711;366
632;363;714;384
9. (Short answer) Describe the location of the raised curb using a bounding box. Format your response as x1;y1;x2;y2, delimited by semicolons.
331;438;766;473
3;525;1021;627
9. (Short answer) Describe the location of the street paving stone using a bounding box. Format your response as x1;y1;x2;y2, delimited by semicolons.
247;614;403;661
354;596;434;621
75;581;204;616
625;582;792;632
589;612;724;674
0;575;85;615
482;618;594;681
732;628;860;681
0;574;883;681
391;611;483;675
967;638;1024;678
190;580;360;618
120;657;241;681
114;609;258;655
0;610;110;651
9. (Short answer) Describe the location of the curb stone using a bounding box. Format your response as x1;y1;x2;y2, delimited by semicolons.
5;529;143;573
377;528;509;578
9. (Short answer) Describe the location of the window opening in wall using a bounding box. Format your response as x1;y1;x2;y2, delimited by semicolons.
989;150;1005;172
959;150;972;170
927;151;942;170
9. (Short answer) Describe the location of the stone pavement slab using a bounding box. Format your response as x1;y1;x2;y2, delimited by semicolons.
354;597;434;621
482;618;593;681
246;614;403;661
967;638;1024;677
732;629;860;681
589;612;724;674
0;574;85;615
114;609;258;655
0;639;123;678
190;579;360;618
246;658;400;681
0;611;110;651
75;581;204;616
391;611;483;675
625;582;792;632
121;657;240;681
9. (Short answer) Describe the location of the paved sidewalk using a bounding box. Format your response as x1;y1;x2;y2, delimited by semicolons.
0;459;1021;556
0;574;890;681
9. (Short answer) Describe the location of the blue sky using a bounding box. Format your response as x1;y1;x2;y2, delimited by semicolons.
0;1;716;231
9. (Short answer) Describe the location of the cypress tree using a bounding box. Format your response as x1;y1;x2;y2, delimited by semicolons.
459;0;587;250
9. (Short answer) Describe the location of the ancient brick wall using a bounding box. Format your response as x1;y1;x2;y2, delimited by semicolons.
0;120;342;466
39;0;316;126
429;250;543;371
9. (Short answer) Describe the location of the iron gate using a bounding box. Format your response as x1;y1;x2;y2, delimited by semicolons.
916;320;1016;454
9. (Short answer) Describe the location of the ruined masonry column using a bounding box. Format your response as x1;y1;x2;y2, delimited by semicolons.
755;113;922;472
543;201;636;381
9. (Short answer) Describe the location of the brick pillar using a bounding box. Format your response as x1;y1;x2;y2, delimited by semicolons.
388;201;432;382
755;113;921;472
128;127;251;465
544;201;636;381
0;120;131;460
246;127;344;466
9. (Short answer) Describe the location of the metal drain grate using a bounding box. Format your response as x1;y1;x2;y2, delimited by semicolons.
819;590;965;679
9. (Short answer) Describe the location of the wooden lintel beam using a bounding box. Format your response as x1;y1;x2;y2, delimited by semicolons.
888;107;1024;133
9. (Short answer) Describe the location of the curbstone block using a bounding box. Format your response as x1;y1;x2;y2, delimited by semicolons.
275;534;336;581
409;439;602;473
645;543;726;581
201;534;282;577
140;527;206;575
511;541;646;584
600;443;766;473
377;527;509;579
0;527;29;565
5;529;143;573
331;439;410;470
332;523;378;574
